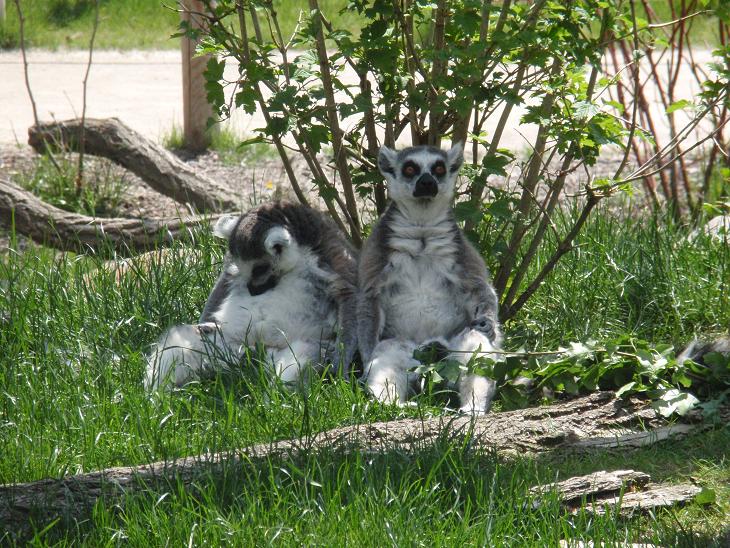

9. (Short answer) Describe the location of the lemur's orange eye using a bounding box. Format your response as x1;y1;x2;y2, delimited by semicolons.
403;165;416;177
433;164;446;176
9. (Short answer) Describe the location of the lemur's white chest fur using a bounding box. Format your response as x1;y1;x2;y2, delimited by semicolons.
379;210;469;342
213;249;337;349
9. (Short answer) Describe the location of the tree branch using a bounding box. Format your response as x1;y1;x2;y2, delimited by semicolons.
0;391;699;539
28;118;240;212
0;178;219;256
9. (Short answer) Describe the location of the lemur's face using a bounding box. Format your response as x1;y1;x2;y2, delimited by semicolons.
377;143;464;206
214;213;303;296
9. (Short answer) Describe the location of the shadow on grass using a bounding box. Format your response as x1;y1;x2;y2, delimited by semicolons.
11;423;729;546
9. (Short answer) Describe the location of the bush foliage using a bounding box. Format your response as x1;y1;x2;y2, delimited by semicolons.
192;0;729;322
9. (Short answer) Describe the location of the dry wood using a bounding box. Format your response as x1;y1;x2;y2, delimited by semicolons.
181;0;217;152
0;177;218;256
530;469;706;518
585;483;703;516
27;118;237;212
0;392;699;535
529;469;651;505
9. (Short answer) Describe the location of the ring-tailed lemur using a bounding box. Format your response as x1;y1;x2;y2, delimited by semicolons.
357;143;503;414
146;202;358;390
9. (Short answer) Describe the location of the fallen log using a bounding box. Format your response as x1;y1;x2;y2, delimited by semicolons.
530;469;707;518
0;392;700;536
28;118;239;212
585;483;703;516
529;469;651;506
0;177;218;255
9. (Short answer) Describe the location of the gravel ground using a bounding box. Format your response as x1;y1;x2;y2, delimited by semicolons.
0;143;322;252
0;139;706;254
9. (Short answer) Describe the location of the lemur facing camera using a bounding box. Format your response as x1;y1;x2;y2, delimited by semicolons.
357;143;502;414
146;202;358;390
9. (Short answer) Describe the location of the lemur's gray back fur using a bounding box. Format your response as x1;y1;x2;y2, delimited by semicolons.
201;201;359;374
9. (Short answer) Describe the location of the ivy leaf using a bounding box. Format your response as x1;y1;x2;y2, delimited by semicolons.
438;360;466;384
481;150;514;177
453;201;483;225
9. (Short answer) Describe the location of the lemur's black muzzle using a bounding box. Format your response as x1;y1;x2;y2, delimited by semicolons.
413;174;438;197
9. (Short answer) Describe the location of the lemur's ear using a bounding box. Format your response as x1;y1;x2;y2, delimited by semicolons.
447;142;464;173
378;146;398;177
264;226;292;256
213;214;239;239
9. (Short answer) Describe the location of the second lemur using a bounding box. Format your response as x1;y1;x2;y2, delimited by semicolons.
357;143;502;414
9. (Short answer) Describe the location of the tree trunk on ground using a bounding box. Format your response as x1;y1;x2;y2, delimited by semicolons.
0;392;703;537
0;177;219;256
27;118;238;212
529;469;705;517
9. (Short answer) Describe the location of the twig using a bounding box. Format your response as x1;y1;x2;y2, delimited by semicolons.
493;60;561;300
232;2;312;211
13;0;38;127
308;0;362;244
502;192;601;321
76;0;101;194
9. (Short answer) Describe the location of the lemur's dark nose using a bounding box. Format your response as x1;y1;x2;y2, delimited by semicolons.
413;174;438;197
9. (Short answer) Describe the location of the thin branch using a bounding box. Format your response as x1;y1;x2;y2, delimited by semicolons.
308;0;362;244
13;0;38;127
493;59;561;300
232;2;312;211
502;192;601;322
76;0;101;193
427;0;448;146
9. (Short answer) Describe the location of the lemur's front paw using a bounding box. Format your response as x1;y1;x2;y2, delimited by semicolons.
196;322;219;335
470;315;497;341
413;341;449;363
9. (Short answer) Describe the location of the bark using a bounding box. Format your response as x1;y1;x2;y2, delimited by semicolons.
531;469;707;517
529;470;651;506
585;483;703;516
27;118;238;212
0;177;218;256
0;392;702;536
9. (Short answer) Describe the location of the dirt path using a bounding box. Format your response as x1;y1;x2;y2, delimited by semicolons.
1;50;182;145
1;47;715;149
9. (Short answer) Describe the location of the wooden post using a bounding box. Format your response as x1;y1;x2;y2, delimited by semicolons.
180;0;217;152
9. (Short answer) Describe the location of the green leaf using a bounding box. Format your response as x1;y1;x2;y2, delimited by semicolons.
616;381;636;397
603;100;625;114
666;99;692;114
205;57;226;82
574;101;599;121
652;389;699;417
453;201;483;225
481;151;514;177
438;360;466;384
695;488;716;505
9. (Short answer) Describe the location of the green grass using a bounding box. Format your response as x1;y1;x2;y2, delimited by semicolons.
12;153;127;217
0;0;180;50
489;202;730;350
162;124;278;166
0;1;720;51
1;196;728;544
0;0;362;50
